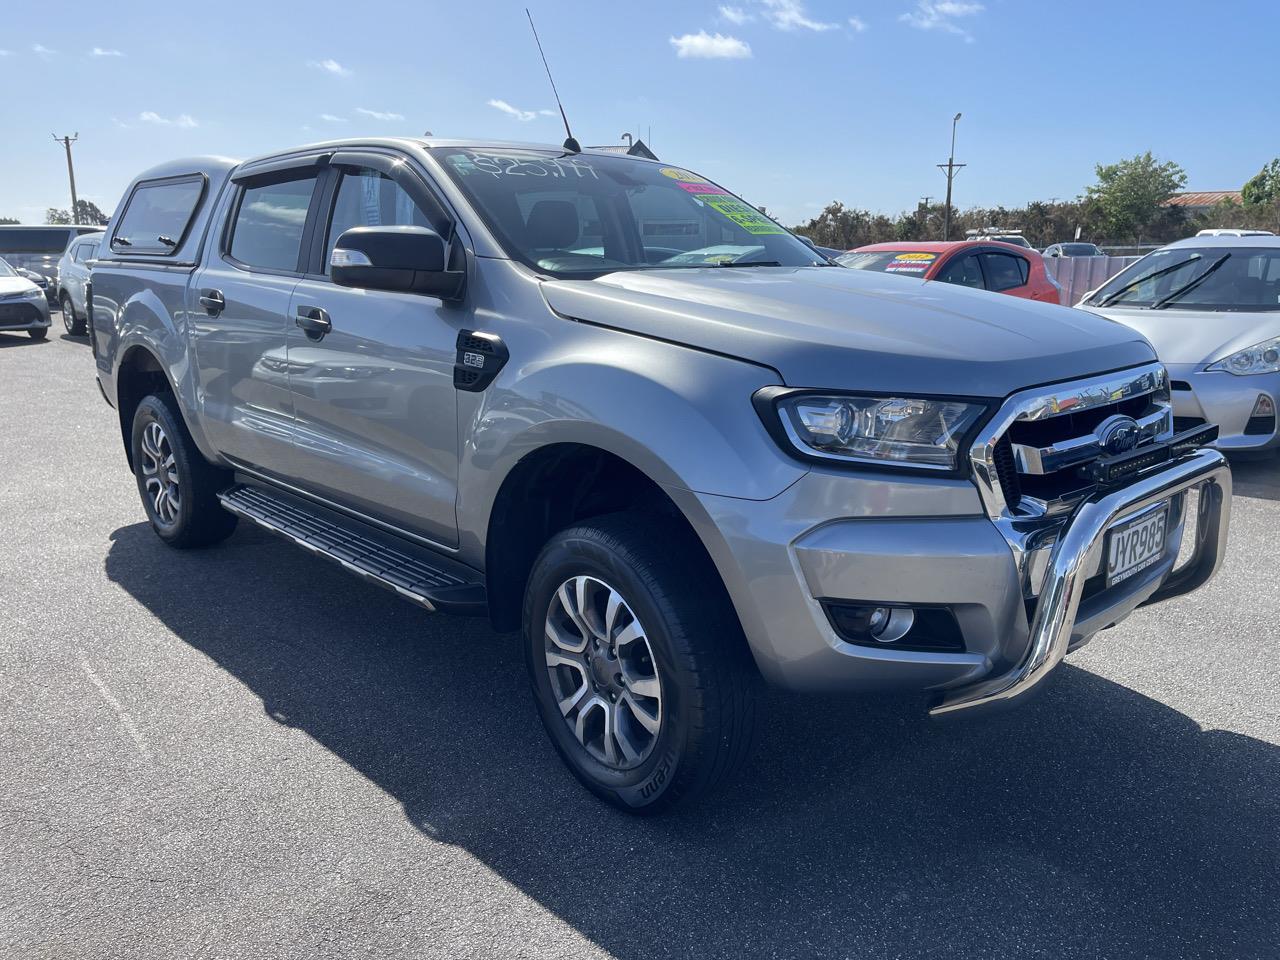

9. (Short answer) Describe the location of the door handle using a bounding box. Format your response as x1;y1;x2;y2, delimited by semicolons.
295;305;332;340
198;289;225;315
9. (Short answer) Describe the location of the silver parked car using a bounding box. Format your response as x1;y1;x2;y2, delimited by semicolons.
0;256;53;339
91;138;1232;811
56;231;103;336
1078;235;1280;454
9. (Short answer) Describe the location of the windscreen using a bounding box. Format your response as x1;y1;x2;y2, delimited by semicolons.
1062;244;1101;256
0;229;74;254
432;148;821;277
836;250;939;275
0;258;16;277
1090;245;1280;311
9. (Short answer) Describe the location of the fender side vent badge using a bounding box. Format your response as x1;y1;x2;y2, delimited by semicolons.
454;330;509;392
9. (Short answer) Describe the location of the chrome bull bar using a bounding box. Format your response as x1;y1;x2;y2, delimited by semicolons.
930;447;1232;717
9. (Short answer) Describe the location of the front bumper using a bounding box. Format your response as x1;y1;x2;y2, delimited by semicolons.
0;299;52;331
680;446;1230;713
1168;363;1279;451
930;447;1230;715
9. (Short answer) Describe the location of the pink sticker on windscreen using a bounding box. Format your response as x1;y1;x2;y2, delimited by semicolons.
678;182;729;195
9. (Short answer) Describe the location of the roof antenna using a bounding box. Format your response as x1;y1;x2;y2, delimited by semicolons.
526;8;580;154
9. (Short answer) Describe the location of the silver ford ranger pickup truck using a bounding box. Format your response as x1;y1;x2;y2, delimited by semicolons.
91;138;1232;811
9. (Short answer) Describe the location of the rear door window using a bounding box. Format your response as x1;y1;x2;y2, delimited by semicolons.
112;176;205;254
936;253;984;288
980;252;1029;291
227;175;319;273
74;241;97;262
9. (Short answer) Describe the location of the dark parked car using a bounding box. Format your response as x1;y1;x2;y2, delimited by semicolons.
0;225;102;307
1043;242;1106;258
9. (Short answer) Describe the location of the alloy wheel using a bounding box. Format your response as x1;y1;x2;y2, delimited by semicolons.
544;575;663;770
61;297;73;334
140;421;181;526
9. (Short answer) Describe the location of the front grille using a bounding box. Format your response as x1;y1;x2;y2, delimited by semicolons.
0;303;40;324
989;379;1168;515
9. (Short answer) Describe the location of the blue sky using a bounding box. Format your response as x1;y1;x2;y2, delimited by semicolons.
2;0;1277;226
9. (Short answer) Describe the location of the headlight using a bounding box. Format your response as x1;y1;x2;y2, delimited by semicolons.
1206;336;1280;376
23;288;45;301
756;389;988;470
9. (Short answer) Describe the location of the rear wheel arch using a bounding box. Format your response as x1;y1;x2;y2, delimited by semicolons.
115;345;180;469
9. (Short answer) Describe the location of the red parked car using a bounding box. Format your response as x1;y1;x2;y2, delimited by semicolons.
837;240;1063;304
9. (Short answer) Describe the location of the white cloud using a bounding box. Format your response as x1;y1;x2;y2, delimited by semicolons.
319;113;347;122
669;31;752;59
900;1;983;41
0;50;12;57
487;99;554;122
718;4;752;24
112;117;130;129
356;107;404;121
761;0;838;31
91;47;124;57
848;16;868;32
32;44;56;57
139;111;198;128
309;58;351;77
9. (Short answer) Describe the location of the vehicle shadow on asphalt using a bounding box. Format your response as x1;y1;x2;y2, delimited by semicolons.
0;333;47;348
105;521;1279;959
1228;455;1280;503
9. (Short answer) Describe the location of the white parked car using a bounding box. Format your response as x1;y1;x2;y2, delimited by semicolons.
1078;235;1280;455
0;256;53;340
55;231;103;336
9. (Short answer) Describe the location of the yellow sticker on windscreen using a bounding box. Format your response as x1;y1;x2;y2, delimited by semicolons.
660;167;711;184
883;252;937;273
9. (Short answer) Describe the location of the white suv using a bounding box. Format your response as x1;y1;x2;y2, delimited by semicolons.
56;232;103;336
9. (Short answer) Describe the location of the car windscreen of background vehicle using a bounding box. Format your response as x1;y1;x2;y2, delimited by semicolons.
0;229;74;253
433;149;820;277
0;258;17;277
836;251;938;275
1093;246;1280;311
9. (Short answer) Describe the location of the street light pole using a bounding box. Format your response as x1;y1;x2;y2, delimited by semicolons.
937;113;964;241
53;133;80;221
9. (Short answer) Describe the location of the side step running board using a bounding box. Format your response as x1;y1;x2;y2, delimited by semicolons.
218;483;486;615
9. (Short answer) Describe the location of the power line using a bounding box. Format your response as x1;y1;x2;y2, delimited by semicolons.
52;133;80;221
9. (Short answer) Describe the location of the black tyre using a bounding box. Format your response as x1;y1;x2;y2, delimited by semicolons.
130;392;238;548
28;326;48;340
61;294;85;336
524;513;758;813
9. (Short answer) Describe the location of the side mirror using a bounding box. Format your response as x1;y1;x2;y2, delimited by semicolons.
330;225;464;300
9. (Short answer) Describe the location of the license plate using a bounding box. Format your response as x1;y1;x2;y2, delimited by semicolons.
1106;503;1169;587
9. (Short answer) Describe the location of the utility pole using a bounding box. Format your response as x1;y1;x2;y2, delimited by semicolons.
937;113;964;241
918;196;933;232
53;133;80;222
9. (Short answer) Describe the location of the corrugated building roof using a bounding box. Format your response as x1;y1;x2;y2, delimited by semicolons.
1163;191;1242;208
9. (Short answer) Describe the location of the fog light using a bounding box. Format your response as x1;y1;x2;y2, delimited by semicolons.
823;602;964;652
868;606;915;643
1252;394;1275;417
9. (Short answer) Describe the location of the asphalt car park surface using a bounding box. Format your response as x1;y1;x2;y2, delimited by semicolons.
2;329;1278;960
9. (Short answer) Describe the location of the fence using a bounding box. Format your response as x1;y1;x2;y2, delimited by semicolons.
1045;255;1140;306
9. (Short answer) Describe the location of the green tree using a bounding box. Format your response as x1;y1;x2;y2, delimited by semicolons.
1085;152;1187;243
1242;159;1280;207
0;217;18;225
45;199;111;226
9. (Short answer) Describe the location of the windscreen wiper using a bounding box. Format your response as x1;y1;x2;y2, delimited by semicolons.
1095;256;1200;307
713;260;783;268
1150;253;1230;309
